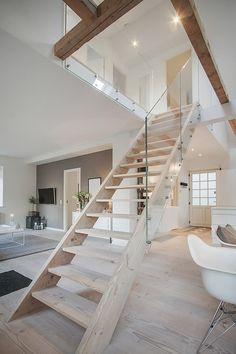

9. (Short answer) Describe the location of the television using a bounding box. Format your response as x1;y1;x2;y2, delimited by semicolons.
38;188;56;205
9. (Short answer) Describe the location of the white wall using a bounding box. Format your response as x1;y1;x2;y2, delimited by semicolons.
194;0;236;101
0;27;142;162
0;0;64;62
0;156;36;227
126;59;167;113
229;148;236;167
217;169;236;207
192;51;219;108
126;43;191;113
71;20;128;88
207;121;229;153
0;166;3;207
176;148;236;229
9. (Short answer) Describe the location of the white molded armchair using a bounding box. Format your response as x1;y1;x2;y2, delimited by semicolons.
188;235;236;353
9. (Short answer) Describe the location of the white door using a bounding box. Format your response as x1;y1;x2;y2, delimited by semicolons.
64;168;81;230
190;171;216;227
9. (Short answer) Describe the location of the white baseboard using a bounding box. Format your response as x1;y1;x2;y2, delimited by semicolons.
46;227;64;232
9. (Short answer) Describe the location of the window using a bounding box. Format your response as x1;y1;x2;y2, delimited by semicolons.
191;171;216;206
0;166;3;207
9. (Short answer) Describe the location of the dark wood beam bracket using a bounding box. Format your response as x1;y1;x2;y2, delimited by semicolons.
64;0;97;24
171;0;228;105
55;0;143;60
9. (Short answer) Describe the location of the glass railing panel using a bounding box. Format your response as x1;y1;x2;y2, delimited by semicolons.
65;56;147;119
143;58;198;242
63;2;198;243
63;3;194;119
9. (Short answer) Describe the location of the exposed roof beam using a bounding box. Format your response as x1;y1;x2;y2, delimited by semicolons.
171;0;229;105
228;120;236;135
55;0;143;60
64;0;97;24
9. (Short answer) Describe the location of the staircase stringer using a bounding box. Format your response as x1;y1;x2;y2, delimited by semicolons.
75;103;199;354
8;110;157;322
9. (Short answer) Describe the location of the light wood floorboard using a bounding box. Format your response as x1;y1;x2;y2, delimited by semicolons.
0;228;235;353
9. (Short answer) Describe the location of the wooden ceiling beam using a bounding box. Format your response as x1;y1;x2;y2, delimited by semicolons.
64;0;97;25
171;0;229;105
55;0;143;60
228;119;236;135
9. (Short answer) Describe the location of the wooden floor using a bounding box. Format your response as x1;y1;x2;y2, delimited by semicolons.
0;227;236;354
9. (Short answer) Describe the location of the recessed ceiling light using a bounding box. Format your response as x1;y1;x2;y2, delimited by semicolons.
132;40;138;48
173;15;180;24
191;148;194;152
198;153;203;157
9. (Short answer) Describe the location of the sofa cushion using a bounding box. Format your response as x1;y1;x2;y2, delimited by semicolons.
216;225;236;245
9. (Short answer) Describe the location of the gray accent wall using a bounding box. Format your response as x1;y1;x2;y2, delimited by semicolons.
36;149;112;229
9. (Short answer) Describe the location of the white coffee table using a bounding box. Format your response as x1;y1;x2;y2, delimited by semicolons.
0;225;25;249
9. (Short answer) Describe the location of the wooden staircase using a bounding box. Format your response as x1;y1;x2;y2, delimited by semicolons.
9;103;198;354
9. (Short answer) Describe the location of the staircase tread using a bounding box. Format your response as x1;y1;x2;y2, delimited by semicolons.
48;264;110;292
147;127;179;137
151;116;181;124
138;137;177;143
149;118;181;128
120;160;166;168
152;104;192;120
145;135;178;144
96;199;147;203
113;171;161;178
132;146;172;153
86;212;141;219
127;147;172;158
63;245;121;262
76;228;132;239
105;184;155;190
140;154;167;160
151;112;189;124
32;286;96;328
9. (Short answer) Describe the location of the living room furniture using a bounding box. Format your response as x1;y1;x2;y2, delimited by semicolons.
26;215;41;229
211;207;236;244
188;235;236;353
216;225;236;247
0;225;25;248
26;214;47;229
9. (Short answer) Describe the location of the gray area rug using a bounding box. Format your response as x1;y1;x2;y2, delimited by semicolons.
0;235;58;261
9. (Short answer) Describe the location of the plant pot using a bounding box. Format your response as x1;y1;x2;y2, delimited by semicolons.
28;211;39;217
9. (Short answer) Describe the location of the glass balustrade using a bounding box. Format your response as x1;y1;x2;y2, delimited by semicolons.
62;4;201;243
63;3;194;120
143;59;199;243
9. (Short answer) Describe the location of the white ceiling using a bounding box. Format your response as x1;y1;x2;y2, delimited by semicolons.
105;0;190;66
87;0;190;68
186;124;228;161
1;0;236;164
0;28;142;162
194;0;236;101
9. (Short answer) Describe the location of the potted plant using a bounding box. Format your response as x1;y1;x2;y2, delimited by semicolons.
29;196;38;214
73;191;91;211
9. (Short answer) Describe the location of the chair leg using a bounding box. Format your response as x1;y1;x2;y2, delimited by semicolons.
200;322;235;353
197;301;224;353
